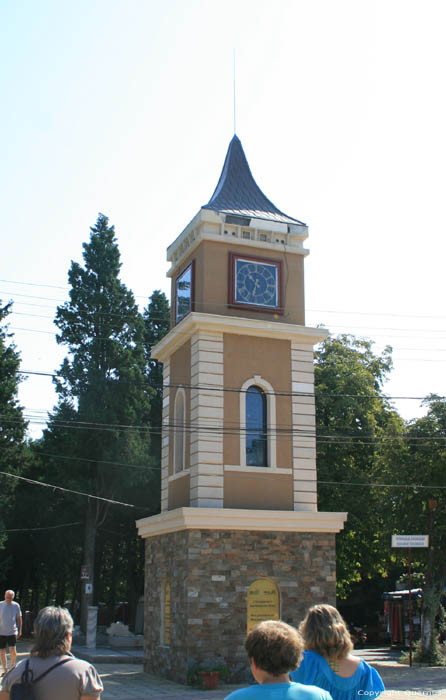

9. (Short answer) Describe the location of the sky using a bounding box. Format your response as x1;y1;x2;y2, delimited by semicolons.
2;0;446;438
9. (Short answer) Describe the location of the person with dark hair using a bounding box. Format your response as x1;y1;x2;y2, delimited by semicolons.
290;605;384;700
225;620;333;700
0;606;103;700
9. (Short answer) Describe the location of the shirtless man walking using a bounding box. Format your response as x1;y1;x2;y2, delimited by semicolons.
0;590;22;674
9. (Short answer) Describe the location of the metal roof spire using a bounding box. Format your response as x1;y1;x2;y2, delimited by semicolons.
203;135;305;226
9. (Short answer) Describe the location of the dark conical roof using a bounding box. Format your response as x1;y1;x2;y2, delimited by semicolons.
203;135;305;226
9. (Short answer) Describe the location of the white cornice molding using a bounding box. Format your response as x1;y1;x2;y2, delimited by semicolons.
151;313;328;363
167;233;309;278
136;507;347;538
166;209;309;278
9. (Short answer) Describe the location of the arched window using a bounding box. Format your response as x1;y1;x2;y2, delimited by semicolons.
246;386;267;466
174;388;186;473
240;375;276;469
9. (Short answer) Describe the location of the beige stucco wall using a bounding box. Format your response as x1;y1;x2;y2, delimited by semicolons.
168;474;190;509
223;333;292;466
223;333;293;508
224;471;293;510
170;240;305;327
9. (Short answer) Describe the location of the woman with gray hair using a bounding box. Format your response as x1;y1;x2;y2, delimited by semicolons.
0;606;102;699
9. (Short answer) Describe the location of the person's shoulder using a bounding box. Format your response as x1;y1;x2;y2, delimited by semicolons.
357;659;385;691
290;650;324;682
64;655;94;669
291;683;332;700
299;650;324;668
302;651;323;663
67;655;102;679
6;657;27;673
357;658;381;678
225;686;260;700
1;658;28;688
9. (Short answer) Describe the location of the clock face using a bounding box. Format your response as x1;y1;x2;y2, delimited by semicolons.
175;264;193;322
235;258;279;308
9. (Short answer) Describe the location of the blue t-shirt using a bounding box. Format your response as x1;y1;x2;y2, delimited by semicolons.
0;601;21;636
290;651;385;700
226;681;333;700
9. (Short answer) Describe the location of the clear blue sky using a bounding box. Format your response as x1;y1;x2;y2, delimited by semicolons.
2;0;446;437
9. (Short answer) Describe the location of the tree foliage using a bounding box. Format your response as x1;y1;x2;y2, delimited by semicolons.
143;290;170;464
315;335;406;596
398;396;446;660
48;213;157;627
3;252;446;648
0;301;27;559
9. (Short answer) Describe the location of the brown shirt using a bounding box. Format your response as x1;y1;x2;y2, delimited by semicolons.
1;653;103;699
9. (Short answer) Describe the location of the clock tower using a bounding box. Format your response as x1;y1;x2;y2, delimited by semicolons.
137;135;346;680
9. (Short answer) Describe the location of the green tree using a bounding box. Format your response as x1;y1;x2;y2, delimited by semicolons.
53;213;155;629
143;290;170;464
401;396;446;661
315;334;406;597
0;301;27;561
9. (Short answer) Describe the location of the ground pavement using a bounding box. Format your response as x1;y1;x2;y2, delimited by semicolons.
6;641;446;700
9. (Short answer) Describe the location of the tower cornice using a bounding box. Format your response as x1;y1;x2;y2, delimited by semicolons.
151;312;328;363
136;507;347;538
167;208;309;278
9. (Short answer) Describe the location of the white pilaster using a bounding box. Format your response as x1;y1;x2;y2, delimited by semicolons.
189;332;224;507
160;360;170;513
291;342;317;512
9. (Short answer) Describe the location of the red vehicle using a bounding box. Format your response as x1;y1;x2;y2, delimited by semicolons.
349;624;367;648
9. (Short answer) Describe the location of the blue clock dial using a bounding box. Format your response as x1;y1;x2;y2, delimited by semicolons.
235;259;278;307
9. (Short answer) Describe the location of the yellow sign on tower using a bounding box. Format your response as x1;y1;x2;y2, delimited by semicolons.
247;578;279;633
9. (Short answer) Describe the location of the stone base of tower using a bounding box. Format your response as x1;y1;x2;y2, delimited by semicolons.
137;508;346;682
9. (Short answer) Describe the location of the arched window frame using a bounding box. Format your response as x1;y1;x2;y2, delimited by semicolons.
240;375;276;469
173;387;186;473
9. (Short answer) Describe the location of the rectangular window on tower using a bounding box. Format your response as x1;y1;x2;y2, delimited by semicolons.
175;262;194;324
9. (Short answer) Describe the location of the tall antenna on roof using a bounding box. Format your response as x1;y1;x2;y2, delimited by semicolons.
233;48;237;134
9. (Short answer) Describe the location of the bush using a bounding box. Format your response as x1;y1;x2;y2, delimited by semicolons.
400;640;446;666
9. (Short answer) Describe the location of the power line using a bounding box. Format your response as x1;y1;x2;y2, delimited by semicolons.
1;521;83;533
7;321;446;361
11;407;446;440
0;279;69;291
319;480;446;490
5;413;446;450
0;444;158;472
10;308;446;337
4;279;446;322
5;286;446;338
10;313;446;353
15;370;446;401
1;467;444;500
0;471;136;507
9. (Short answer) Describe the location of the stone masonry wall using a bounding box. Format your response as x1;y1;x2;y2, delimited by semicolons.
144;528;336;681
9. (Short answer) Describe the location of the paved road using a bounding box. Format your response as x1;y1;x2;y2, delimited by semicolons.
8;642;446;700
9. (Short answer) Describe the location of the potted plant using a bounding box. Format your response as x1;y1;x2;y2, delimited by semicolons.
199;670;220;690
187;662;231;689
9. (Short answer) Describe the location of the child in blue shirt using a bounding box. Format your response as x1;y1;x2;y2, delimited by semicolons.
225;620;333;700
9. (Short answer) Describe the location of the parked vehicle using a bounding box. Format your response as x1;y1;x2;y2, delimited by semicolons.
349;623;367;648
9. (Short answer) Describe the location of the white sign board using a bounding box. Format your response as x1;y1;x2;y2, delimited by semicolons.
391;535;429;548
